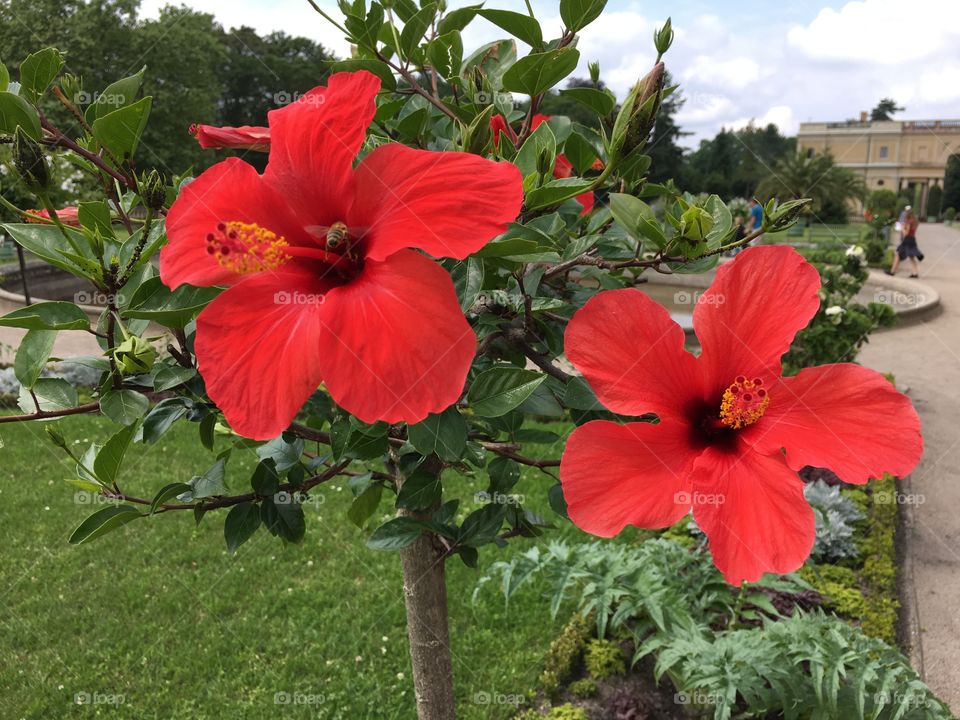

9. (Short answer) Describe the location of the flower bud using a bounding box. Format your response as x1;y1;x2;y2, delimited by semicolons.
680;206;714;243
45;424;68;450
114;335;156;375
13;126;49;192
588;61;601;86
655;18;674;57
619;62;665;157
141;170;166;212
536;147;555;177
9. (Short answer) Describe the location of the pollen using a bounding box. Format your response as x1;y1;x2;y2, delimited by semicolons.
206;221;290;274
718;375;770;429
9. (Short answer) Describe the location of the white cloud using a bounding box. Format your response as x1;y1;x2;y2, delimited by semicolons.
787;0;960;65
730;105;798;136
683;56;762;90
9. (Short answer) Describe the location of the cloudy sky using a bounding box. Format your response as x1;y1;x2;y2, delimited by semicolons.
141;0;960;147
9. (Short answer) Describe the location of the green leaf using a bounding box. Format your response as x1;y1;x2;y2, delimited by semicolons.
99;389;149;426
149;482;191;514
478;9;543;49
261;494;306;543
438;4;482;34
468;367;546;417
451;257;484;312
140;397;192;443
69;505;142;545
224;502;261;554
400;3;437;57
77;201;113;237
347;484;383;528
524;178;594;211
199;412;217;451
559;0;608;31
407;407;467;462
1;223;95;278
488;455;520;494
502;48;580;96
609;192;667;248
0;60;9;92
93;422;139;486
256;435;304;473
151;365;195;392
125;276;219;327
344;2;384;50
458;503;507;547
91;96;152;160
0;91;42;139
563;132;600;174
514;118;556;177
367;517;424;550
548;483;569;518
187;458;228;500
329;58;396;91
396;470;442;510
18;377;76;413
426;31;464;79
13;329;55;388
250;459;280;496
18;47;64;103
562;376;602;410
559;87;616;116
84;67;145;122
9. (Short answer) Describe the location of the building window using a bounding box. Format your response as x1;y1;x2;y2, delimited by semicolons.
877;179;885;186
806;147;814;158
879;146;888;159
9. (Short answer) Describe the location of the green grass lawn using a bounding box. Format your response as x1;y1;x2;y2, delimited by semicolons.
0;415;607;719
762;221;871;246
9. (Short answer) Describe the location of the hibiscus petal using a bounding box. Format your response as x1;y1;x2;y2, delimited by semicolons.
560;419;699;536
692;445;815;584
314;250;475;424
694;245;821;396
193;267;332;440
162;158;304;289
742;363;923;484
264;71;380;223
350;143;523;262
564;288;702;418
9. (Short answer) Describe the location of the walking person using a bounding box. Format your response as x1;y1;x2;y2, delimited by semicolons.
886;207;924;277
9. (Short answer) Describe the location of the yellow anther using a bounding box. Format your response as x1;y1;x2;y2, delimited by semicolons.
719;375;770;430
206;221;290;274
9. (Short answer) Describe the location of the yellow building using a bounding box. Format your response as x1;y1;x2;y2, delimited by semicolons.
797;112;960;216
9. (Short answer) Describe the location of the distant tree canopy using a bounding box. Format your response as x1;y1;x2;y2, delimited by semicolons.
870;98;904;122
943;154;960;214
685;123;795;199
0;0;335;175
756;152;866;224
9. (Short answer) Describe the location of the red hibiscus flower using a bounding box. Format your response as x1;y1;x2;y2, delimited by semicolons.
162;71;522;440
189;123;271;151
25;206;81;226
560;245;922;584
490;114;597;214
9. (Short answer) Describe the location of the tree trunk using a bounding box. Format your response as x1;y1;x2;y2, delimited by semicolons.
400;527;456;719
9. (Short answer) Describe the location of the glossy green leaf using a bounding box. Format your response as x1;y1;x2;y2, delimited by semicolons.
0;91;42;139
93;422;139;485
261;494;305;543
69;505;142;545
396;470;442;510
13;329;55;388
451;257;484;312
187;458;228;500
407;407;467;462
559;0;608;31
367;517;424;550
149;482;191;514
438;4;482;34
400;3;437;57
502;48;580;96
347;484;383;528
91;96;152;159
99;389;149;426
559;87;616;116
0;223;95;278
84;67;145;123
478;9;543;49
468;367;546;417
17;377;76;413
125;276;219;327
524;178;594;210
18;47;64;103
224;502;261;554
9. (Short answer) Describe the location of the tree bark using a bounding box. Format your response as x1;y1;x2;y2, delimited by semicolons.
400;525;456;720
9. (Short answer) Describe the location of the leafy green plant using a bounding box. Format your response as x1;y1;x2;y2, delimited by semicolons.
804;480;865;562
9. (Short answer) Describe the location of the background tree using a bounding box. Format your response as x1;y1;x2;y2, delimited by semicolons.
645;70;688;184
870;98;904;121
943;154;960;214
686;123;794;198
756;152;866;224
